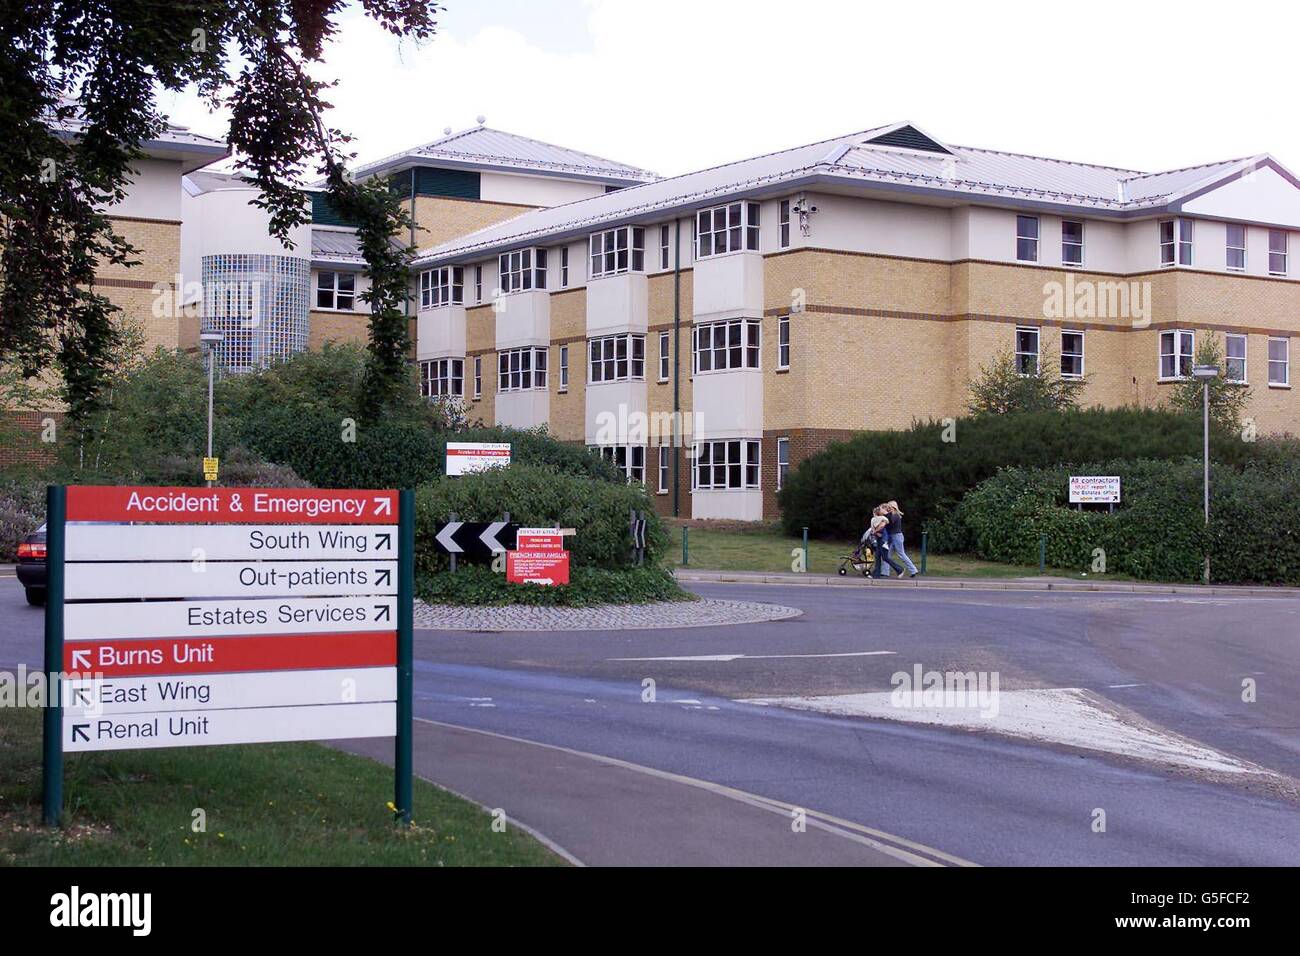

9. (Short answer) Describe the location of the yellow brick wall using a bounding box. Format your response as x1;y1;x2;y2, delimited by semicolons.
309;310;371;349
410;196;533;250
100;216;183;352
465;303;496;425
549;289;586;442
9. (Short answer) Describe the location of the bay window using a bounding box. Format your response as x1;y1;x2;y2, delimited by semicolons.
420;358;463;398
589;333;646;383
419;266;463;309
497;347;548;391
589;226;645;278
693;318;761;372
693;439;761;490
593;445;646;483
696;201;759;258
498;248;547;293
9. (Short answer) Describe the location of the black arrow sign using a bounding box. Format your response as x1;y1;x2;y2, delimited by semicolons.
374;604;392;622
72;687;93;707
375;568;392;587
376;532;393;550
71;724;90;742
432;521;519;561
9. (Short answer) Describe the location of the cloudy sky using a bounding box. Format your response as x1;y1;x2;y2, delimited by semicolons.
160;0;1293;179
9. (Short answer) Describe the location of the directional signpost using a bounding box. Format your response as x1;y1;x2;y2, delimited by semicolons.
433;519;518;560
507;528;571;586
42;485;415;827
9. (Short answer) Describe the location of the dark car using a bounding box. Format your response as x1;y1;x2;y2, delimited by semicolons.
15;523;46;606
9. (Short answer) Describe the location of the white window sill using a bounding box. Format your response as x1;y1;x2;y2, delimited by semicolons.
587;378;647;386
695;248;761;262
1268;382;1292;389
314;306;361;314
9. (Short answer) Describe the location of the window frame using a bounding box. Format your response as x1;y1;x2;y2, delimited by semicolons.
1159;329;1195;380
588;333;646;384
1060;329;1084;379
498;248;547;294
776;436;790;491
692;438;761;491
588;226;646;279
657;446;670;494
1269;230;1289;276
496;346;548;392
779;199;791;249
1226;223;1247;272
1014;326;1040;376
692;318;762;374
1061;220;1084;267
658;330;670;382
473;355;482;399
593;444;646;484
1225;333;1247;384
777;314;791;369
695;201;760;259
315;270;357;311
1015;215;1039;263
659;224;670;270
419;266;463;309
1161;218;1194;266
1269;336;1290;387
559;344;569;392
419;357;464;398
560;246;569;288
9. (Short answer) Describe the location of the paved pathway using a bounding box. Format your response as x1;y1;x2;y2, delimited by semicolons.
413;597;802;631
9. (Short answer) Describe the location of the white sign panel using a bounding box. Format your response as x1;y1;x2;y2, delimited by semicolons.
65;561;397;600
1069;475;1121;504
65;524;397;561
446;442;511;476
63;701;396;752
62;668;397;717
65;595;398;641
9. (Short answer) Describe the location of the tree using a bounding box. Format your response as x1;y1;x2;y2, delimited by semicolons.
1165;333;1250;432
967;346;1086;416
1;0;437;428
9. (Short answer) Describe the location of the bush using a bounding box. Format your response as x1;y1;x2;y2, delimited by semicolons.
777;406;1265;544
0;478;45;561
414;463;666;576
417;564;691;607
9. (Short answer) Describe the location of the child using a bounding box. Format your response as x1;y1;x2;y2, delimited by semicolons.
867;510;905;579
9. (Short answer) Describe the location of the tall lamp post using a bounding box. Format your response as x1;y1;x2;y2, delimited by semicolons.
1192;363;1220;584
200;331;225;488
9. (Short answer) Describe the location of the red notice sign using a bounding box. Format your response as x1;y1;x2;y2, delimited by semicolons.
66;486;398;524
63;631;396;677
507;550;570;586
517;528;564;550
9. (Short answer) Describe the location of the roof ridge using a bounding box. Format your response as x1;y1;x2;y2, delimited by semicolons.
945;142;1146;175
1120;155;1256;182
438;126;656;176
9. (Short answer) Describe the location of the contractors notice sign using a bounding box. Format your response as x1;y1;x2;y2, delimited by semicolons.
1068;475;1121;504
445;442;511;476
507;527;570;586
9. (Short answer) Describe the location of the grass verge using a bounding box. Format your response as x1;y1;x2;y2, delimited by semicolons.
0;707;563;866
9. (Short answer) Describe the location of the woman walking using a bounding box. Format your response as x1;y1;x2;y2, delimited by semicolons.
884;501;919;578
868;509;905;579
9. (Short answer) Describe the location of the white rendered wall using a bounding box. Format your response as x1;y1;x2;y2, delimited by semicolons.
480;171;605;207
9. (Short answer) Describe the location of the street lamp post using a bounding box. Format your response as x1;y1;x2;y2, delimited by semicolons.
1192;364;1221;584
200;331;224;488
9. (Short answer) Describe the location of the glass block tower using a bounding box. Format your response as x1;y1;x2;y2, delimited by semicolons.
200;253;310;372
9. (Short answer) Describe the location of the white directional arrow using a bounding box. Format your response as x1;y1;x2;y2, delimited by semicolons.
70;648;91;669
374;497;393;517
524;577;554;585
479;521;508;554
608;650;897;663
436;521;463;553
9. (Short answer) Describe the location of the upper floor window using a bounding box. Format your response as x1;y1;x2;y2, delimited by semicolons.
1269;230;1289;276
1160;329;1194;379
1015;326;1040;375
589;333;645;383
777;314;791;369
1015;216;1039;262
316;271;356;310
1061;220;1083;266
498;346;548;392
658;331;670;381
660;225;671;270
419;266;463;309
475;265;483;302
1061;330;1084;379
473;356;482;398
560;246;569;287
589;226;645;278
1226;224;1246;272
779;200;791;248
1269;337;1290;386
693;439;760;490
1160;219;1193;266
693;318;760;373
420;358;463;398
499;248;546;294
559;345;569;391
1225;333;1247;383
696;201;759;258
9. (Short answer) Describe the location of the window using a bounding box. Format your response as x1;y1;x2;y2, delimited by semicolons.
559;345;569;391
1160;329;1195;379
560;246;569;287
693;318;761;372
779;200;791;248
589;333;645;383
660;225;670;270
498;248;547;293
693;439;760;490
657;446;670;494
1160;219;1193;266
1226;224;1246;271
316;271;355;310
594;445;645;483
1014;326;1040;375
1225;334;1247;383
658;331;670;381
473;356;482;398
1061;330;1084;378
1016;216;1039;262
1269;337;1290;386
497;347;548;391
419;267;463;309
1270;230;1289;275
777;314;790;369
1061;220;1083;266
475;265;483;302
589;226;645;278
776;437;790;491
696;201;760;258
419;358;463;398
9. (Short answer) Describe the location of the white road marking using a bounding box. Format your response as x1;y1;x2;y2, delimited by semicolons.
740;688;1264;775
609;650;896;663
1107;683;1146;689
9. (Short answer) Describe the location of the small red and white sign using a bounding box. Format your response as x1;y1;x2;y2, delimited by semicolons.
517;528;564;550
62;631;396;677
507;549;570;586
66;486;397;524
1068;475;1121;504
446;442;511;476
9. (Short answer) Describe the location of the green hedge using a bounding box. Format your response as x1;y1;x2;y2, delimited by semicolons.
417;565;691;607
954;457;1300;584
777;407;1264;544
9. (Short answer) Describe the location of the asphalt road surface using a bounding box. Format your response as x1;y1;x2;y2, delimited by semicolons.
4;573;1298;866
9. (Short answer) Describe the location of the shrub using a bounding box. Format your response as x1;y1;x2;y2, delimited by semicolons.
417;564;691;607
0;477;47;560
777;406;1264;544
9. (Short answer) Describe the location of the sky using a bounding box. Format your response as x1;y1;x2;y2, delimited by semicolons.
158;0;1296;180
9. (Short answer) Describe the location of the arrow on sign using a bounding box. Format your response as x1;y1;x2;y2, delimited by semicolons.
70;649;91;670
524;577;554;586
374;497;392;517
376;532;392;550
480;521;508;554
435;522;463;554
71;724;90;742
72;687;94;707
375;568;392;587
374;604;392;623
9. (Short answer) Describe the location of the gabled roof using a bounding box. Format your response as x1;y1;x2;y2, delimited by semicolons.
351;125;658;187
51;110;229;174
415;123;1293;266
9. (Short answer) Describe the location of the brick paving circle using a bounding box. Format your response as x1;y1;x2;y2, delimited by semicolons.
413;598;803;631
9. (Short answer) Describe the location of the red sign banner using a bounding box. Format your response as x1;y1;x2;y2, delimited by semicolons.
507;550;570;586
62;631;396;677
66;486;399;524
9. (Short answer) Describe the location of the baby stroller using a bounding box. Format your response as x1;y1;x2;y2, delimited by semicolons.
838;541;873;577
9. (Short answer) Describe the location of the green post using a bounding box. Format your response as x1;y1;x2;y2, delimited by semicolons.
802;527;809;573
394;488;415;827
681;525;689;566
1039;535;1046;575
920;531;928;575
43;485;66;828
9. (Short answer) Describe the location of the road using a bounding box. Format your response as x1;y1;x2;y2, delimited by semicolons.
4;572;1298;866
